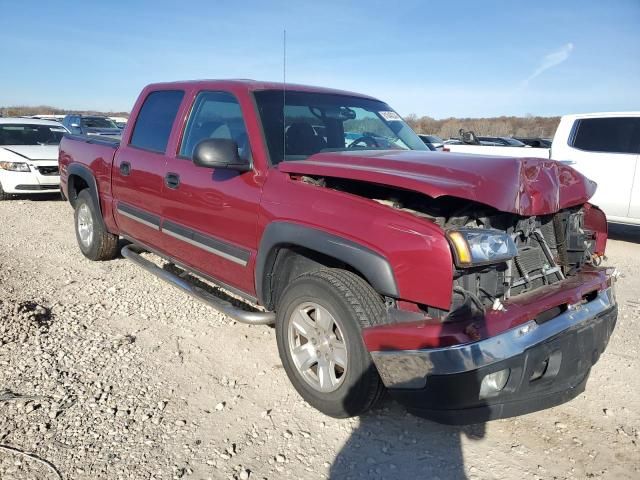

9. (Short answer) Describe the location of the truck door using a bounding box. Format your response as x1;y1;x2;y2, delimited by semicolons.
160;90;261;295
111;89;184;251
558;116;639;221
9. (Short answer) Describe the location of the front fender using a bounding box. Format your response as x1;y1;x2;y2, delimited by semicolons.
255;221;398;306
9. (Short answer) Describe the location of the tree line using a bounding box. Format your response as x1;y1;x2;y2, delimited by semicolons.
404;114;560;139
0;105;129;118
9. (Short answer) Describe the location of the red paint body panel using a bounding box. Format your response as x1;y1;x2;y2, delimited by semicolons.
279;151;597;216
111;146;167;250
362;267;611;352
259;170;455;308
583;203;608;255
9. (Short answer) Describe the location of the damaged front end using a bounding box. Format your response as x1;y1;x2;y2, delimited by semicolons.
360;195;616;424
282;155;616;423
445;205;607;324
294;174;608;325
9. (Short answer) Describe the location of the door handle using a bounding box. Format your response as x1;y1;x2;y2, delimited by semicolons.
120;161;131;176
165;172;180;189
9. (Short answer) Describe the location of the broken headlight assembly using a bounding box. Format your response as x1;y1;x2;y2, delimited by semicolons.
447;228;517;268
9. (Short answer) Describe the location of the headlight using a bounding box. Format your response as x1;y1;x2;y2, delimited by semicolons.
0;161;30;172
447;228;517;267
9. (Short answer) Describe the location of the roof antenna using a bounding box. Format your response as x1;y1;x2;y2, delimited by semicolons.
282;29;287;162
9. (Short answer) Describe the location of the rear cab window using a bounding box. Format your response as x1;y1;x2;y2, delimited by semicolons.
130;90;185;153
571;117;640;154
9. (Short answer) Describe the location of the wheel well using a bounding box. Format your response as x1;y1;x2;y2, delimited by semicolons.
265;245;371;310
67;174;89;207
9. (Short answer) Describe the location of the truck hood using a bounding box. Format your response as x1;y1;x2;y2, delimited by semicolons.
278;150;597;216
0;145;59;161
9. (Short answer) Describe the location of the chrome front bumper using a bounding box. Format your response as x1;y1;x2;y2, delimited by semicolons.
371;287;616;389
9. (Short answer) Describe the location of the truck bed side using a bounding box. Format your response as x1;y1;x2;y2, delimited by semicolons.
58;134;120;233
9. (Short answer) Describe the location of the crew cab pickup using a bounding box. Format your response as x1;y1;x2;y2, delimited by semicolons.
59;80;617;423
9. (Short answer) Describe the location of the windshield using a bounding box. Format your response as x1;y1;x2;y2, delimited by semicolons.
0;124;67;145
81;117;117;129
254;90;428;163
503;137;526;147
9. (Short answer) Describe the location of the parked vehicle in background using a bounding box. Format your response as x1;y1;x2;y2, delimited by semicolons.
552;112;640;225
515;137;552;148
444;113;640;225
62;115;122;137
28;114;65;123
0;118;68;199
477;136;527;147
418;134;444;150
109;116;128;129
59;79;616;423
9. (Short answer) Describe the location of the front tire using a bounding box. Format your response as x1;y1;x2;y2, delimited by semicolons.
74;189;119;261
0;182;11;200
276;268;386;418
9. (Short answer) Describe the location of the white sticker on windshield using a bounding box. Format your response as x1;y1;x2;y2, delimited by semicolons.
50;127;66;132
379;111;402;122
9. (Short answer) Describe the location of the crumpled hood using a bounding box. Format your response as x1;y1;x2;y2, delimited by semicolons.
0;145;59;161
278;150;597;216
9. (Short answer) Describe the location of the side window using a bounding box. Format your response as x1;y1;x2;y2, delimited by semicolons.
572;117;640;154
179;91;250;161
130;90;184;153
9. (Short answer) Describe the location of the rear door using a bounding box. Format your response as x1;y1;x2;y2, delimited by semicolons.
160;90;261;295
111;89;184;251
563;116;640;219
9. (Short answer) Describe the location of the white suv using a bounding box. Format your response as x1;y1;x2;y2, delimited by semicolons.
552;112;640;226
0;118;69;200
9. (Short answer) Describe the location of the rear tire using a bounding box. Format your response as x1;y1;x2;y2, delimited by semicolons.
275;268;386;418
74;189;119;261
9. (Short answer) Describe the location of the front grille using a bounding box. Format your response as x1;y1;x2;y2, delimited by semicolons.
36;166;59;176
510;216;563;296
517;245;546;273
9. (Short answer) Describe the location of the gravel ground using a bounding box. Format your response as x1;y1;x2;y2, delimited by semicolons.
0;196;639;480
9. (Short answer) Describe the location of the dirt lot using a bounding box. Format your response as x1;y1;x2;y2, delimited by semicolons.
0;196;639;480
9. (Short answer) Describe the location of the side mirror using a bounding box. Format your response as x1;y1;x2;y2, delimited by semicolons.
193;138;251;172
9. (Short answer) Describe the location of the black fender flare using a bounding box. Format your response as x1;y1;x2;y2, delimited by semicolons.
255;221;398;306
66;163;105;227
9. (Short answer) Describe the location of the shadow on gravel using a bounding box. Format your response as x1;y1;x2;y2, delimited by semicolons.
608;223;640;244
330;397;485;479
330;365;488;479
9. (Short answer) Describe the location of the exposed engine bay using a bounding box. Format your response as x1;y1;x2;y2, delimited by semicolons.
297;175;602;321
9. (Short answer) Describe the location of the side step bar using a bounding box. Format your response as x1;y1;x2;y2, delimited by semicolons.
121;244;275;325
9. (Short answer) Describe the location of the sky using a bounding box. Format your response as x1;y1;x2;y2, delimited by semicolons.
0;0;638;118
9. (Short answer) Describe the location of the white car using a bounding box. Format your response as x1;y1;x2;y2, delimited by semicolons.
0;118;69;200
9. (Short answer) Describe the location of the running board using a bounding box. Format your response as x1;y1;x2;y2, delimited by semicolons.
121;244;275;325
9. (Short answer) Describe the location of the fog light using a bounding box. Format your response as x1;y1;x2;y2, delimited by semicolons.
479;368;510;399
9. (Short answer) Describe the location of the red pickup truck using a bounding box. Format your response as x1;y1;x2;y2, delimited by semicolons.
59;80;617;424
